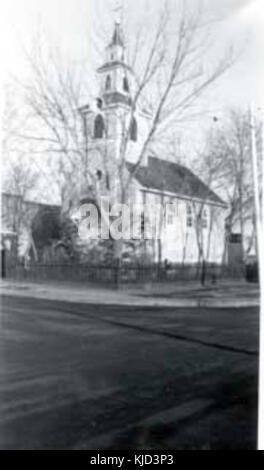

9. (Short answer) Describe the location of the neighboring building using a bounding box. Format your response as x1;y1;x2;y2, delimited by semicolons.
1;192;59;262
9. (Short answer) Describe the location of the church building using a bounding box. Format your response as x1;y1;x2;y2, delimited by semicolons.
77;22;227;265
1;22;227;269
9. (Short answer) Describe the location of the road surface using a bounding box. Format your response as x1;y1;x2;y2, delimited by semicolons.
0;295;259;449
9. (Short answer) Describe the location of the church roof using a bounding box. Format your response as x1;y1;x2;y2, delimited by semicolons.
1;191;60;209
126;157;225;206
97;61;132;74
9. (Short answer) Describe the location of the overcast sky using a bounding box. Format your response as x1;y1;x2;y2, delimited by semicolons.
0;0;263;156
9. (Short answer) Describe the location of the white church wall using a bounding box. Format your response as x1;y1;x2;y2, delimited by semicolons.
135;189;226;264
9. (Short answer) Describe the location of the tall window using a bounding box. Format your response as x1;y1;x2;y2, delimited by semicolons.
130;117;138;142
96;169;102;181
140;212;145;237
123;76;129;92
105;172;110;190
105;75;111;91
96;97;103;109
94;114;105;139
202;209;208;228
166;203;176;225
186;203;193;228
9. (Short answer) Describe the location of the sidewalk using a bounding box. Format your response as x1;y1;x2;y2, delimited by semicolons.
0;278;260;308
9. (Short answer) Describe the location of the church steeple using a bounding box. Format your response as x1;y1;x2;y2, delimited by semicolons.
97;22;133;108
105;21;125;63
109;22;124;48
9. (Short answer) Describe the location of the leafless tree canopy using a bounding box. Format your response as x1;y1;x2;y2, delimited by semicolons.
194;109;262;261
2;0;237;213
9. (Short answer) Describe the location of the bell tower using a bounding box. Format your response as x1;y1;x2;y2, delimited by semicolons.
83;16;148;196
97;22;134;109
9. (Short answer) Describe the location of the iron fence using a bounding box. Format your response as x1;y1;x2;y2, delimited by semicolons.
5;261;245;285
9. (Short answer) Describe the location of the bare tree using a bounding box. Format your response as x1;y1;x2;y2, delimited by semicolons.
2;83;40;248
6;33;98;213
100;1;236;266
1;159;40;262
196;109;262;266
6;1;237;271
191;133;227;275
114;2;235;199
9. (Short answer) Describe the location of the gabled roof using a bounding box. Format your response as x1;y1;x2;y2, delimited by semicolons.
1;191;60;209
126;157;225;206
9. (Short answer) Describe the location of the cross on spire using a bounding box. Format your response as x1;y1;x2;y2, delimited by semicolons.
112;0;124;26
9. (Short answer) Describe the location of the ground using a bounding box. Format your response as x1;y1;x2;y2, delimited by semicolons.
0;295;259;450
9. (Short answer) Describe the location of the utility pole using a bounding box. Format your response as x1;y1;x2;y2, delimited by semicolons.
251;105;264;450
260;110;264;451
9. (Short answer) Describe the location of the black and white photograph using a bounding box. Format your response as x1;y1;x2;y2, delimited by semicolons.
0;0;263;451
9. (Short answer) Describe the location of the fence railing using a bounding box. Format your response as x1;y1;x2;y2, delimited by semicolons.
5;261;245;285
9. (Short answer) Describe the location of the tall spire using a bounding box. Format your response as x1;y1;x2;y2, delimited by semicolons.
109;22;124;48
97;1;133;109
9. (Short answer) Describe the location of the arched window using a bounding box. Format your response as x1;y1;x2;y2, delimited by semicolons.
130;117;137;142
123;76;129;92
105;75;111;91
96;169;102;181
96;97;103;109
94;114;105;139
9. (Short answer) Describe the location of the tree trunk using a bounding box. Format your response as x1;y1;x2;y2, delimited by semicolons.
113;239;122;288
201;258;206;286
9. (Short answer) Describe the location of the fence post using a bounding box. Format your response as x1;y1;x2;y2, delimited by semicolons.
1;249;6;279
114;258;121;289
